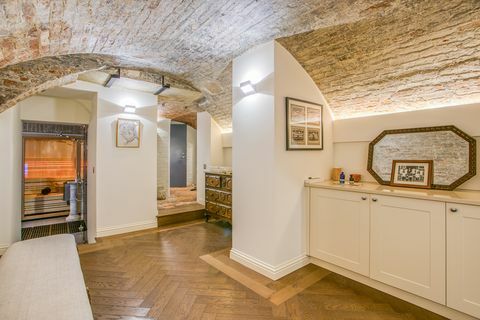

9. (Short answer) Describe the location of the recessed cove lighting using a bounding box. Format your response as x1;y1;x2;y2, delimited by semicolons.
240;80;255;95
124;105;136;113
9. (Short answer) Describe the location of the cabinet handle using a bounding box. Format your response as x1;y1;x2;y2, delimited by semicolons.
361;196;367;200
450;208;458;213
372;198;378;202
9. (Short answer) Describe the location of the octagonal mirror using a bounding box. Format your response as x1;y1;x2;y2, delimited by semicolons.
368;126;476;190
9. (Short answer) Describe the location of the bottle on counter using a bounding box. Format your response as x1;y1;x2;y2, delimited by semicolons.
339;172;345;184
349;174;355;185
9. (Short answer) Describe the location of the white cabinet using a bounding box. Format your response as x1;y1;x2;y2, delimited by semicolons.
370;195;446;304
447;203;480;318
309;188;370;276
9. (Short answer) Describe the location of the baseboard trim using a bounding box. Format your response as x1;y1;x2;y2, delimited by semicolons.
310;256;477;320
230;248;309;280
0;244;9;255
96;220;157;238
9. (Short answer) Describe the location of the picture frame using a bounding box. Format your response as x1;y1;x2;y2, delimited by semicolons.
286;97;323;150
116;118;141;148
390;160;433;189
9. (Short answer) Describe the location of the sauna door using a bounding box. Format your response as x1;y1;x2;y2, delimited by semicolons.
22;137;87;221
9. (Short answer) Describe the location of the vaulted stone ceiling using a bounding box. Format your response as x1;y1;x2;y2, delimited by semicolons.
0;0;479;128
0;0;415;128
278;0;480;119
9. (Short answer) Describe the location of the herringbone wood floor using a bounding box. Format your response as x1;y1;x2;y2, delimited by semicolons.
78;221;445;320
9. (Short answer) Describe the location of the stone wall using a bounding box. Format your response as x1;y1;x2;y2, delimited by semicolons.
157;119;171;200
278;0;480;119
201;63;233;130
0;54;197;113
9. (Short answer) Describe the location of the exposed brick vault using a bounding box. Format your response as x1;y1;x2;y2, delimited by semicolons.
0;0;480;128
278;0;480;119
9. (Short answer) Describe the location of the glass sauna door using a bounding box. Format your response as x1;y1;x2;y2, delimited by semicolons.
22;137;86;222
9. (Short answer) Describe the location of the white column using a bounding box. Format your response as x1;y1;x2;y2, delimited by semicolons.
230;41;334;280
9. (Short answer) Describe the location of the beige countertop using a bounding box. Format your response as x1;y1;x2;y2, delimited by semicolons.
204;171;232;176
305;180;480;206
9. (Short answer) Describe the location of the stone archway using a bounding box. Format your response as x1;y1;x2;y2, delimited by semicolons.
0;53;200;113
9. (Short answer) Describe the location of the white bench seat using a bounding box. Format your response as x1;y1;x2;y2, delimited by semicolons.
0;234;93;320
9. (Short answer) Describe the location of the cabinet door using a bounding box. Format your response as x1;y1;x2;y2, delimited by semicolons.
309;188;370;276
447;203;480;318
370;195;445;304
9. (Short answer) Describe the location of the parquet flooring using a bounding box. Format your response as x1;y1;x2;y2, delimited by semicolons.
79;221;446;320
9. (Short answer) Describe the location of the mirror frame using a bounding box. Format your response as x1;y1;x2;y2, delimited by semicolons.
367;125;476;190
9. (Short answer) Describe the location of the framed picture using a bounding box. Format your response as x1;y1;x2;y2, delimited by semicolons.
390;160;433;189
116;118;141;148
286;97;323;150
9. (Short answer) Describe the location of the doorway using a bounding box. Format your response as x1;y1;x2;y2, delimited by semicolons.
158;122;197;211
21;121;88;242
170;123;187;188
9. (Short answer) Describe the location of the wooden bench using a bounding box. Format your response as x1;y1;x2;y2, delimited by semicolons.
0;235;93;320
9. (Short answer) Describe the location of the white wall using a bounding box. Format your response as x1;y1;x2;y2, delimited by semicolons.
333;103;480;191
231;41;334;279
196;112;211;204
210;118;224;166
222;132;233;167
157;119;171;199
19;95;91;124
196;112;225;203
0;106;22;254
272;42;334;265
87;94;98;243
67;81;158;237
186;125;197;186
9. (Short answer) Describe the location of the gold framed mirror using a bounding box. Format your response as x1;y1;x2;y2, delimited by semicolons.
367;126;476;190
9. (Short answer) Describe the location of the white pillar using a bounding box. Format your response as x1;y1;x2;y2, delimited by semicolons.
230;41;334;280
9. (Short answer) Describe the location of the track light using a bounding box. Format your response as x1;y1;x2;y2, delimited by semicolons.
240;80;255;95
154;76;171;95
154;84;170;95
104;69;121;88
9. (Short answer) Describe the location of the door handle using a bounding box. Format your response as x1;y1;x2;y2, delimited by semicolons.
361;196;367;201
372;198;378;202
450;208;458;213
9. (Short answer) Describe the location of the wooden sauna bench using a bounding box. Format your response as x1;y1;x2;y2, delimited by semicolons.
23;178;72;220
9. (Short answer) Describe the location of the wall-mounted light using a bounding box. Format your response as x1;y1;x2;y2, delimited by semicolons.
240;80;255;95
124;105;136;113
104;69;121;88
154;75;171;95
197;97;209;109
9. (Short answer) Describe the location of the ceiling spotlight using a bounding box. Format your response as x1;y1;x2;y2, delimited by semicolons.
104;69;121;88
124;105;136;113
240;80;255;95
154;75;171;95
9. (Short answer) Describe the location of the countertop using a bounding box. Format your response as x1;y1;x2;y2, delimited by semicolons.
204;171;232;176
305;180;480;206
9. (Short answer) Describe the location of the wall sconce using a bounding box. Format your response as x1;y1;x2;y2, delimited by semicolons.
124;105;136;113
240;80;256;95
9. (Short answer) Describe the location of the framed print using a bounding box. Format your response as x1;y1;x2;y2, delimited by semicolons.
116;118;141;148
286;97;323;150
390;160;433;189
